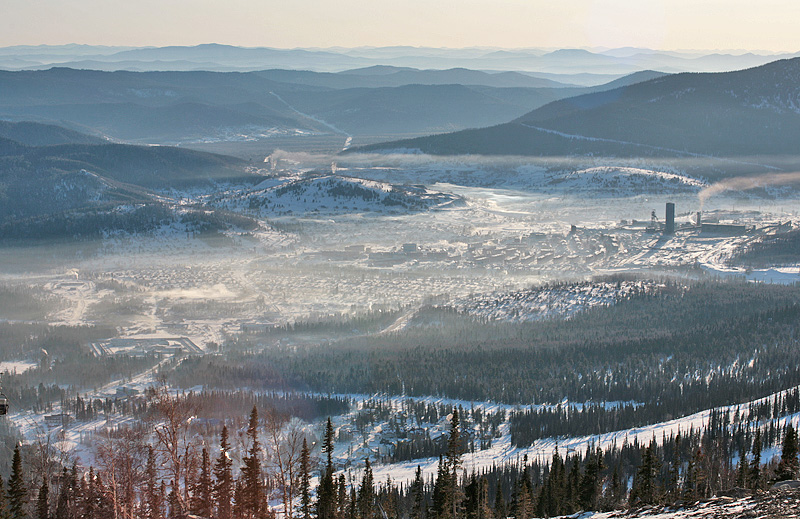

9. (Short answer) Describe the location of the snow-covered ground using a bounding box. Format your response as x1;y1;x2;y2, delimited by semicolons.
448;280;663;323
4;158;798;360
4;156;800;481
211;173;463;216
0;359;37;374
337;382;800;487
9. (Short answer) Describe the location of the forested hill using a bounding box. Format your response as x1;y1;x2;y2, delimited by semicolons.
0;122;250;189
0;122;258;240
351;58;800;159
0;120;106;146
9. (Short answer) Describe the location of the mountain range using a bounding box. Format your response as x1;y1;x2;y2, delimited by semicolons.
353;58;800;164
1;43;796;76
0;67;665;143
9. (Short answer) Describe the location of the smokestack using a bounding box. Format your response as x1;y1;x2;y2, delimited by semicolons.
665;202;675;234
696;211;701;226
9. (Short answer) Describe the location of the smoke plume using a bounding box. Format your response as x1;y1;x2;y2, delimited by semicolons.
698;171;800;208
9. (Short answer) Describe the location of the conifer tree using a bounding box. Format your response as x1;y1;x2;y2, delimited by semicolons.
446;410;462;475
213;426;234;519
493;481;505;519
411;466;425;519
690;448;708;499
579;448;603;512
92;474;113;519
445;409;463;519
668;434;681;501
477;477;490;519
53;468;70;519
240;406;264;519
601;464;624;511
566;457;580;514
748;430;762;490
735;457;747;489
348;486;357;519
317;418;337;519
775;423;799;482
298;439;312;519
233;480;245;519
357;460;374;519
83;469;96;519
0;477;9;519
191;447;212;518
431;456;450;519
35;479;48;519
55;465;79;519
631;442;659;506
464;474;478;519
513;464;532;519
8;446;27;519
336;474;348;519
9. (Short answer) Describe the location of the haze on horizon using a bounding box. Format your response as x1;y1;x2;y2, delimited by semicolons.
2;0;799;53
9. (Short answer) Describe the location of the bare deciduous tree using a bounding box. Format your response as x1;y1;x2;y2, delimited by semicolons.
264;408;306;519
95;425;148;519
148;386;199;516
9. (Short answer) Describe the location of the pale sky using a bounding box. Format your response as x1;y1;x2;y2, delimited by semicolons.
1;0;799;52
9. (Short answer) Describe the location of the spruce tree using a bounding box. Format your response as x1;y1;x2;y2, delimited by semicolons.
579;448;602;512
83;469;96;519
213;426;234;519
357;460;374;519
317;418;337;519
492;481;505;519
477;477;490;519
735;457;747;489
240;406;263;519
233;480;244;519
347;485;358;519
566;457;580;514
748;429;762;490
53;468;70;519
0;477;9;519
411;466;425;519
445;409;463;519
7;446;27;519
54;464;78;519
336;475;348;519
602;464;624;511
513;465;532;519
691;448;708;499
348;487;357;519
631;442;659;506
431;456;450;519
35;479;48;519
191;447;212;518
668;435;681;501
775;423;800;482
92;474;113;519
298;439;312;519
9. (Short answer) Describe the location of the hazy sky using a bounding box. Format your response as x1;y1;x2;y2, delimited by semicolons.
1;0;799;52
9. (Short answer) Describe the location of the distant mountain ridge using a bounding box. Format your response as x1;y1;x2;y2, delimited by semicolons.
0;67;663;142
351;58;800;160
0;120;105;146
1;43;794;75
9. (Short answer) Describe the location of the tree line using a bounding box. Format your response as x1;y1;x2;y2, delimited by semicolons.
5;392;800;519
